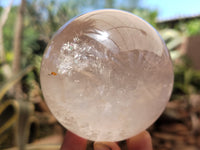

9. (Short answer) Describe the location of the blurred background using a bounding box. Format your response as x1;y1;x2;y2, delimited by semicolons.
0;0;200;150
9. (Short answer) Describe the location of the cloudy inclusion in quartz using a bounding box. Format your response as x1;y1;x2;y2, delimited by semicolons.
40;9;174;141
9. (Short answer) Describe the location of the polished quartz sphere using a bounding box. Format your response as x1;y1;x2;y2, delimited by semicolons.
40;9;174;141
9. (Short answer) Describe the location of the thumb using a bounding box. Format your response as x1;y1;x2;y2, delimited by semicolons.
126;131;152;150
94;141;121;150
60;131;87;150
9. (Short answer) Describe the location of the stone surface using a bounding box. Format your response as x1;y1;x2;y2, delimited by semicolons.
40;9;174;142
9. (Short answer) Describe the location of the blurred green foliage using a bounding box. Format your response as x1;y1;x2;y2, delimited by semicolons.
173;56;200;98
185;19;200;35
175;19;200;36
132;9;158;28
2;7;17;53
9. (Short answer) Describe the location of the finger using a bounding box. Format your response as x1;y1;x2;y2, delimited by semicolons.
94;141;121;150
60;131;87;150
126;131;152;150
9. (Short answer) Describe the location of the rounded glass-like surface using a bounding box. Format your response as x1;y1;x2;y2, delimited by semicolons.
40;9;174;141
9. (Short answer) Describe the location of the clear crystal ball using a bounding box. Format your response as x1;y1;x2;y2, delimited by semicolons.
40;9;174;141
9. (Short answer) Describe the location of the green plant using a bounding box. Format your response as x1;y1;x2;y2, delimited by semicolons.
172;56;200;98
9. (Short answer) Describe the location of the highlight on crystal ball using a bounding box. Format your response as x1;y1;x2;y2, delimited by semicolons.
40;9;174;141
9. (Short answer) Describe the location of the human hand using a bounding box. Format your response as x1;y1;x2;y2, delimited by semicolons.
60;131;152;150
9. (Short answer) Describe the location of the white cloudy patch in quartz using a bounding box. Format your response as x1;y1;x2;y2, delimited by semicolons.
40;9;174;141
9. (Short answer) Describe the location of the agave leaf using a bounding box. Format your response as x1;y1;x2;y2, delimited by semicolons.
0;99;37;150
0;100;19;135
5;144;60;150
159;28;185;51
170;51;181;60
166;37;183;50
159;29;180;40
0;66;34;101
15;100;34;150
